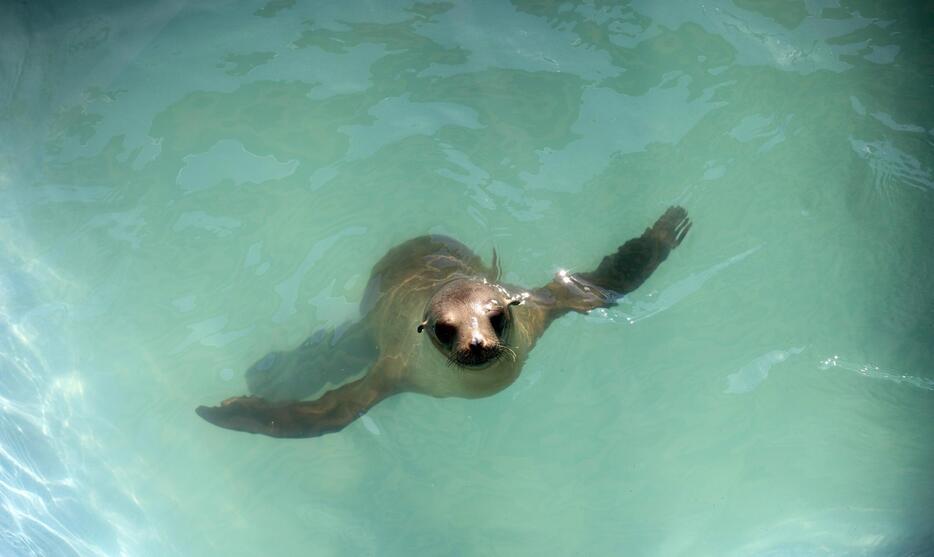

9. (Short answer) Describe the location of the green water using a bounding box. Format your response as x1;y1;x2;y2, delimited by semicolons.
2;0;933;555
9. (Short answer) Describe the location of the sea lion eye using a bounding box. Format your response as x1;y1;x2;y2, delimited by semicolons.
489;310;506;335
434;322;457;345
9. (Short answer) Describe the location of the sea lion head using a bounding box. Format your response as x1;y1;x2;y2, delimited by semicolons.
417;278;523;368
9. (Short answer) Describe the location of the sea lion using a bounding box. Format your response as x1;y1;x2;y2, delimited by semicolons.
196;206;691;438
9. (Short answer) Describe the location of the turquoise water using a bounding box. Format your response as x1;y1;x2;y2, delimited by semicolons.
2;0;933;555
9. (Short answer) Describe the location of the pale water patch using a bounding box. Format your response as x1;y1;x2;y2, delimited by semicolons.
728;113;792;153
272;226;367;323
18;185;114;207
663;1;875;74
726;507;905;557
173;211;242;237
339;95;481;161
726;347;804;394
415;1;620;80
172;315;255;354
869;111;927;135
436;146;551;223
523;81;728;192
175;139;298;192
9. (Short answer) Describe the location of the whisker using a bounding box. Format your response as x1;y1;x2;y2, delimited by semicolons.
444;342;516;369
495;342;517;363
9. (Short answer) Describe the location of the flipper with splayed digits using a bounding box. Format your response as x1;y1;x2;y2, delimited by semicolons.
535;206;691;317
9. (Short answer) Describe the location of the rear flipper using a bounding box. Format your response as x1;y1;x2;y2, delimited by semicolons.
540;206;691;314
246;320;378;402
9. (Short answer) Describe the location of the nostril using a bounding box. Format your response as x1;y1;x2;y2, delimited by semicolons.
469;340;483;352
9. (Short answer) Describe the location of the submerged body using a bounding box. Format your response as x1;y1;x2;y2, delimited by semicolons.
197;207;691;438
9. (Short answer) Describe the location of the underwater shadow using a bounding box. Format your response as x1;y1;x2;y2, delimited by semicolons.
245;321;378;402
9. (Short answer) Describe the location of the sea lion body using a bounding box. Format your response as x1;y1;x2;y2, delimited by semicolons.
197;207;692;438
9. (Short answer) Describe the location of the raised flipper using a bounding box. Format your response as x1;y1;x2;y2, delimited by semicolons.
246;320;378;402
537;206;691;316
578;205;690;294
197;358;404;438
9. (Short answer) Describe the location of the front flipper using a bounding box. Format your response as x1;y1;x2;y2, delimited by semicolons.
578;205;690;295
197;359;403;439
538;206;691;315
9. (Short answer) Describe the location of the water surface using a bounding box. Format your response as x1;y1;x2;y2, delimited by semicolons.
1;0;933;555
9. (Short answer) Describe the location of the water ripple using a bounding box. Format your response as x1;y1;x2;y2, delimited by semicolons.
0;241;165;556
819;355;934;392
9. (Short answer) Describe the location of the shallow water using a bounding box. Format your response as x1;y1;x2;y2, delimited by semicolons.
1;0;933;555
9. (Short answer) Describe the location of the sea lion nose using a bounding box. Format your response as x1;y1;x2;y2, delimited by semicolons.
468;338;484;353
